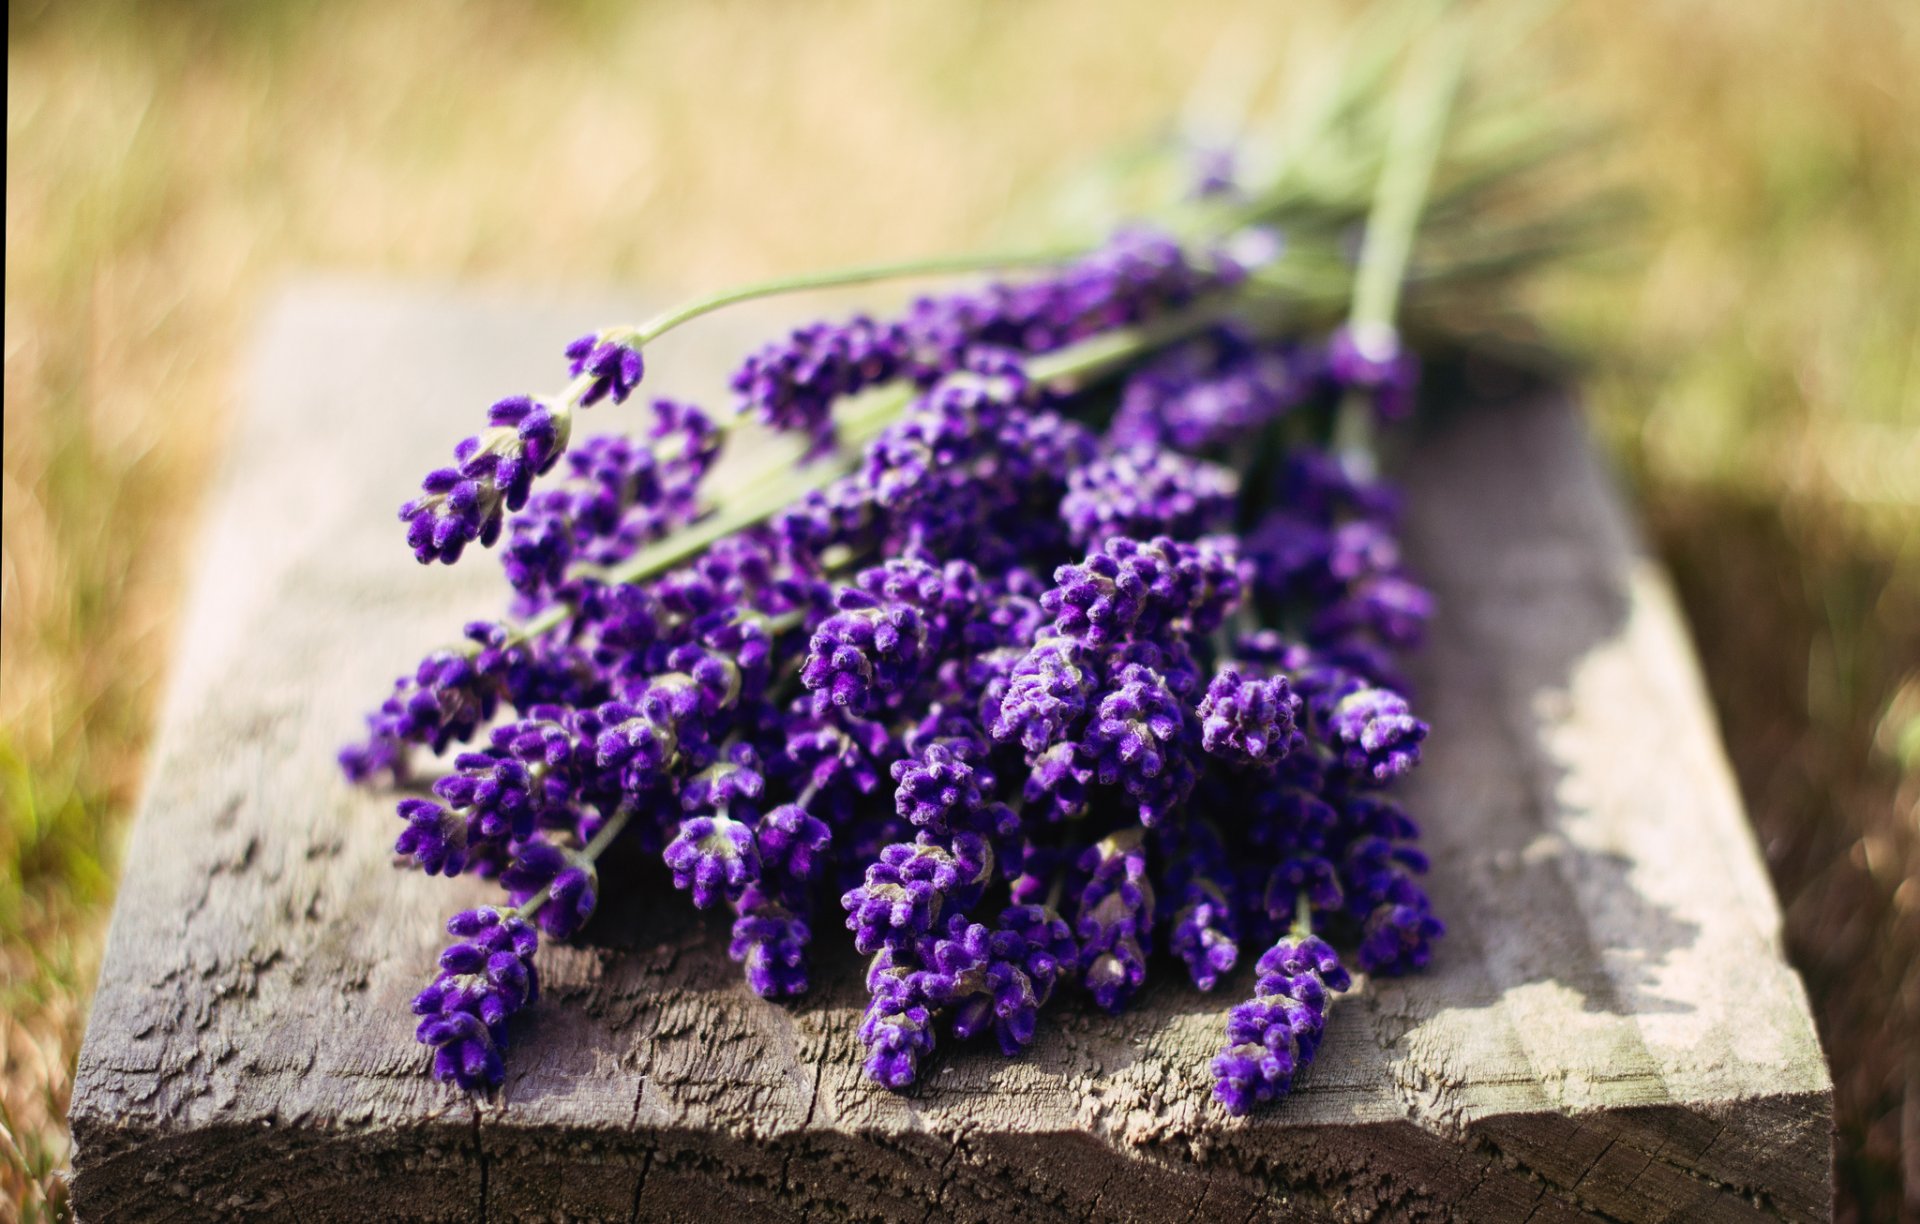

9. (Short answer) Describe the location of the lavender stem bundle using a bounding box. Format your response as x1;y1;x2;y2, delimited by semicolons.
343;20;1583;1112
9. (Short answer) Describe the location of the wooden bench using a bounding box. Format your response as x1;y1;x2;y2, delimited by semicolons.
68;283;1832;1222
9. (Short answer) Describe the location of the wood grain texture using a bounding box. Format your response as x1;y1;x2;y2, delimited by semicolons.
68;283;1832;1222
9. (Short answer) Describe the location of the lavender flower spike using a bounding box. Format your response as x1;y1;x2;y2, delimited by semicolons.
1327;686;1428;782
1210;934;1351;1115
411;906;541;1090
1083;660;1196;827
1060;447;1238;550
1074;830;1155;1013
989;633;1100;754
1198;666;1299;767
402;397;572;566
664;814;760;909
917;905;1076;1056
859;946;935;1089
841;831;993;954
729;886;813;998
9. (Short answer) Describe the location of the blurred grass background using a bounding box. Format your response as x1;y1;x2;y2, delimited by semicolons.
4;0;1915;1219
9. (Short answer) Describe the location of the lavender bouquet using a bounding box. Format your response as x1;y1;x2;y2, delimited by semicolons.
342;22;1583;1112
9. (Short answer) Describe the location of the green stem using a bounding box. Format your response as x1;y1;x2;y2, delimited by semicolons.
1334;23;1469;473
1290;890;1315;941
625;246;1091;347
514;804;633;921
1349;32;1467;332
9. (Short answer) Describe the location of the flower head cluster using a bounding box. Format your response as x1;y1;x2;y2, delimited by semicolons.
1060;447;1238;551
1199;666;1300;766
1074;832;1156;1013
1246;451;1433;678
916;905;1076;1056
501;402;721;604
731;229;1232;457
1108;329;1311;452
354;221;1448;1111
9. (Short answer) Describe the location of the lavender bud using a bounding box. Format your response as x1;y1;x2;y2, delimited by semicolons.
412;907;541;1090
663;813;760;909
859;945;935;1089
1210;934;1349;1115
1074;832;1155;1013
1198;667;1299;766
564;331;646;407
1327;687;1428;782
840;831;993;954
1083;661;1196;828
729;885;813;998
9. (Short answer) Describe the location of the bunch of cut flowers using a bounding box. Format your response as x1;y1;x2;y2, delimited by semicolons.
343;14;1596;1113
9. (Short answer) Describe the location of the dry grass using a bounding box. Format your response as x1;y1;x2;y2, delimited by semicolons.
4;1;1916;1219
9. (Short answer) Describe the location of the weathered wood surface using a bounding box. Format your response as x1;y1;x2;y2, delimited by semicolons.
69;282;1832;1222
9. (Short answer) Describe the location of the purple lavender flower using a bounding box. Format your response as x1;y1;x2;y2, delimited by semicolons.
898;229;1227;380
1358;892;1444;975
1210;934;1351;1114
841;831;993;954
1108;329;1307;452
411;907;541;1090
501;406;721;601
774;351;1097;564
780;717;893;796
915;904;1075;1056
1019;741;1092;823
1083;661;1196;827
732;314;906;455
402;397;571;565
1160;820;1241;992
590;697;682;788
340;622;534;781
1198;666;1299;766
663;813;760;909
1074;832;1155;1013
565;331;646;407
394;798;469;877
890;741;988;833
729;885;813;998
1259;855;1343;940
1327;686;1428;782
679;744;766;812
352;211;1467;1104
755;803;833;883
1275;448;1404;525
1044;536;1245;648
801;559;976;716
424;744;568;847
859;947;935;1089
859;361;1033;511
989;633;1100;754
1342;832;1443;975
1310;573;1435;652
1060;447;1238;551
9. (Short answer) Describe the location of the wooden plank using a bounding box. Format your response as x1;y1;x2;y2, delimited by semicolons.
67;282;1833;1222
